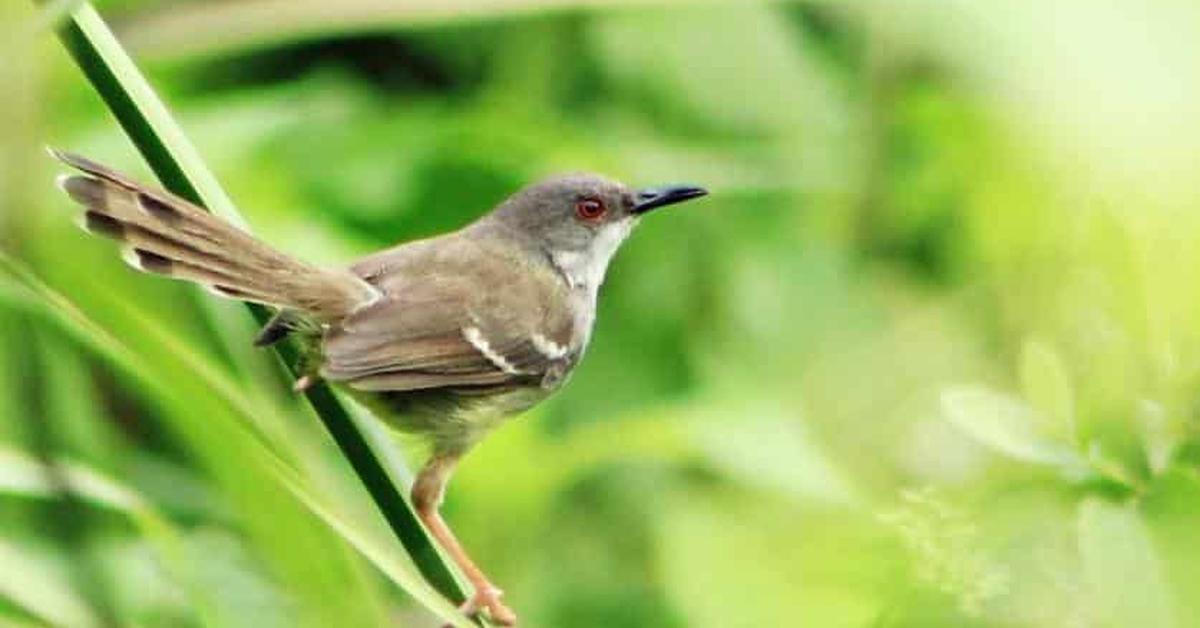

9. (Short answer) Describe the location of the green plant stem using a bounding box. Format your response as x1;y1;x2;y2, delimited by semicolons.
45;1;470;617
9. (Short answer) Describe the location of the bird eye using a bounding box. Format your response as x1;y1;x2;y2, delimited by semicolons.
575;197;607;221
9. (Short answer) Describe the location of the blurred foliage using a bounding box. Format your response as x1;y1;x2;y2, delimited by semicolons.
4;0;1200;626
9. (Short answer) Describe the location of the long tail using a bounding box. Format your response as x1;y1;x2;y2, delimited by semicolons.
51;149;378;321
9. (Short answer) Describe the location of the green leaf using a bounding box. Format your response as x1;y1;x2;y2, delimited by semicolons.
1136;399;1179;476
1078;498;1176;628
689;400;859;507
0;538;101;628
1018;338;1075;438
36;333;123;468
0;447;144;513
0;445;212;624
47;3;474;623
1142;471;1200;627
656;491;882;627
941;386;1085;470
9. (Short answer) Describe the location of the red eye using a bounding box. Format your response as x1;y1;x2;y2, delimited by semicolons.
575;197;606;221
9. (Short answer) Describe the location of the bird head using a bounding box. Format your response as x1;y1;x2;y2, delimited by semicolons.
483;173;707;289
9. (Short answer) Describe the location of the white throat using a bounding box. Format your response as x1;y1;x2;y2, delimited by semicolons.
550;218;636;294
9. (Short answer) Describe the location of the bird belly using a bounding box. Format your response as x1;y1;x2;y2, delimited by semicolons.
348;384;550;453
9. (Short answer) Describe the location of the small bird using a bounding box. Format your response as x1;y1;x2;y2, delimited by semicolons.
50;149;706;625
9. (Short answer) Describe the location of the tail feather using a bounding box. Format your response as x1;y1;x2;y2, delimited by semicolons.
52;149;379;320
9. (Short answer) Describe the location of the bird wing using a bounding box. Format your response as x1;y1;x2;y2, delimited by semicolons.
320;235;574;393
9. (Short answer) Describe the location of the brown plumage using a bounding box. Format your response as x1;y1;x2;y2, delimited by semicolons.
51;148;706;626
54;149;376;319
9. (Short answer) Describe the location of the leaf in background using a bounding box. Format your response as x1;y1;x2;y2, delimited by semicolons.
0;538;100;627
877;487;1010;619
941;386;1084;471
689;400;859;507
0;313;24;449
36;333;123;469
0;444;228;625
1084;441;1142;492
1018;339;1075;439
1142;471;1200;627
1078;498;1176;628
0;447;143;513
1136;399;1178;477
656;490;882;628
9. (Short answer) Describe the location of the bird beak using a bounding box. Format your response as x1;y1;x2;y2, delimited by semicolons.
631;185;708;214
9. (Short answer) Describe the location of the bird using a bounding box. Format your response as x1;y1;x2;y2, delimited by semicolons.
49;148;707;626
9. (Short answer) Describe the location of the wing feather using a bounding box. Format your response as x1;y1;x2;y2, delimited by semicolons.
320;234;574;393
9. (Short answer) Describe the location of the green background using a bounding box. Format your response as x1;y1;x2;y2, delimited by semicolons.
3;1;1200;626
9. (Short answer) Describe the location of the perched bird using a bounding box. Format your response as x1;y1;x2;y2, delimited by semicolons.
50;149;707;626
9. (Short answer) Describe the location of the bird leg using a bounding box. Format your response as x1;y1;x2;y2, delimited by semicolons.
413;452;518;626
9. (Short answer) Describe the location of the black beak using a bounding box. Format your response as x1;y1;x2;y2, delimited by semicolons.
631;184;708;214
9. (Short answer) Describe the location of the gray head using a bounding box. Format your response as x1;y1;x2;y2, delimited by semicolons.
480;173;707;289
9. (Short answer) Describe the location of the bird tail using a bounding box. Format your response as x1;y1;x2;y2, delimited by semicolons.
51;149;378;321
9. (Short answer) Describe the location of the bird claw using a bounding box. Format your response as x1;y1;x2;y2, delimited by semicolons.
444;585;517;627
292;374;315;392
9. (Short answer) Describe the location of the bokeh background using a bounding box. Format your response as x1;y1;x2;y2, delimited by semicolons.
4;1;1200;626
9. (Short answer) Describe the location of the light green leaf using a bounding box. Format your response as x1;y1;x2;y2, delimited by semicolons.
1078;498;1176;628
0;539;100;628
941;386;1084;470
1018;339;1075;437
656;491;881;628
0;445;229;624
0;447;142;512
690;400;859;507
1137;399;1179;476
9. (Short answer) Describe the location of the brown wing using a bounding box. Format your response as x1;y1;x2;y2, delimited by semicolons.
320;234;574;393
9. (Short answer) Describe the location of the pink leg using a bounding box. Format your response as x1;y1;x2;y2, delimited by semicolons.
413;452;518;626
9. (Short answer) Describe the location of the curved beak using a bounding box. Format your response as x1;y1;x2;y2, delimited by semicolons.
631;184;708;215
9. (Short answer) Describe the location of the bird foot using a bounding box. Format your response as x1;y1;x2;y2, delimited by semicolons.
445;585;517;626
292;374;315;392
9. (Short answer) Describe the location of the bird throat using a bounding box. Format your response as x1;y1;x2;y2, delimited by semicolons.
549;218;636;294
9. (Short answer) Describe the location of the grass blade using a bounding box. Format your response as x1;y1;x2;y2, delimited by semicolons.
0;445;225;626
0;537;101;627
43;2;472;621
